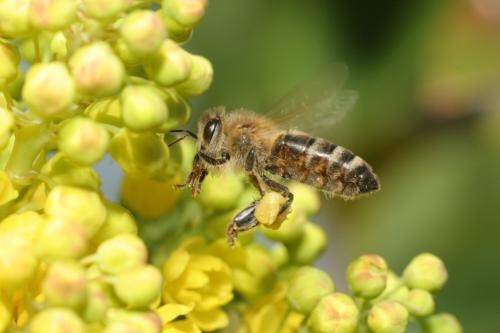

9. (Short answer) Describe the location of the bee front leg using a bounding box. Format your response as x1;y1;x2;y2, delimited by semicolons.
226;201;260;247
174;154;208;198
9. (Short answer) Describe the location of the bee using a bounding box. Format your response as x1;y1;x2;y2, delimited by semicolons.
171;64;380;245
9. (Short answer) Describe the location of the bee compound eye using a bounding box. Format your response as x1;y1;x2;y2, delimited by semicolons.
203;119;220;143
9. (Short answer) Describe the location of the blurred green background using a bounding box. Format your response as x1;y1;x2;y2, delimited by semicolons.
184;0;500;331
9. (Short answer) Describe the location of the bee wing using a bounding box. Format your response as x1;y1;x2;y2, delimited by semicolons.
265;63;359;138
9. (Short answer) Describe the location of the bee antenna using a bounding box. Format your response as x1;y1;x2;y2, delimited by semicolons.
168;129;198;147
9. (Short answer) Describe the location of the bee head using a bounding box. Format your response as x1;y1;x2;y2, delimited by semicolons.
198;107;226;151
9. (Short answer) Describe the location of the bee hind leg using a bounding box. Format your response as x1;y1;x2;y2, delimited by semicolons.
261;174;294;224
227;201;260;246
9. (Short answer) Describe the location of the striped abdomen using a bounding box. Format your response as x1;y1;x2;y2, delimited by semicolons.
266;133;380;198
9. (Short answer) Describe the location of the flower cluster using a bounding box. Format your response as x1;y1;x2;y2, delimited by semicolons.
0;0;463;333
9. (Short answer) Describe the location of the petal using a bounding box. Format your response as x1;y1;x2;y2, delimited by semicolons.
0;171;18;206
189;308;229;332
163;319;201;333
163;250;190;281
157;303;193;323
182;269;209;289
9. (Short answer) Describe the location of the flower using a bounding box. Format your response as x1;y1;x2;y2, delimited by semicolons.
161;238;233;332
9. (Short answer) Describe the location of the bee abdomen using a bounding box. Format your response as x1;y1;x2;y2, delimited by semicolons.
268;133;380;198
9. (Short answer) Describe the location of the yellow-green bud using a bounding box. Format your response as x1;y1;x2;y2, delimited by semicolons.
36;216;89;261
0;211;43;242
30;308;84;333
346;254;388;299
82;0;128;20
270;243;288;267
22;62;75;118
50;31;68;58
113;38;141;66
45;185;107;237
84;98;123;127
0;107;14;150
255;191;287;227
42;261;88;309
146;40;192;87
0;41;20;87
287;266;335;315
161;12;192;43
96;234;148;275
403;288;435;317
402;253;448;292
289;182;321;216
92;201;138;245
120;10;166;56
176;54;213;96
425;313;463;333
261;208;306;243
41;153;101;190
113;265;162;309
290;222;327;264
198;173;244;210
0;0;31;38
58;117;110;165
83;281;112;322
162;0;208;27
367;301;408;333
29;0;77;31
69;42;125;97
308;293;358;333
0;233;38;289
108;130;170;179
121;85;168;132
106;309;162;333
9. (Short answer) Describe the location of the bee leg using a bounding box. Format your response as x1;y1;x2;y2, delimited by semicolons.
174;154;208;198
261;174;294;224
226;201;260;246
199;151;230;165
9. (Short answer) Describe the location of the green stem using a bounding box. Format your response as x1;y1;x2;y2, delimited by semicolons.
33;35;41;63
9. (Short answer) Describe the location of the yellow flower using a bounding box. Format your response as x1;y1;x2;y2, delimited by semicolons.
238;282;304;333
161;238;233;332
0;170;18;205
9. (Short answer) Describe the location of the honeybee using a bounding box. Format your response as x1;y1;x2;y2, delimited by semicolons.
171;64;380;245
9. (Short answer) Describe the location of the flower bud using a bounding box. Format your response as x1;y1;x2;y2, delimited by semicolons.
198;173;244;211
255;191;287;227
29;0;77;31
113;265;162;309
403;288;435;317
113;38;141;66
368;301;408;333
402;253;448;292
50;31;68;58
43;261;88;309
162;0;208;27
85;98;123;127
41;153;101;190
36;216;89;261
0;211;43;241
58;117;110;165
175;54;213;96
108;130;170;179
261;208;305;243
289;183;320;216
96;234;148;275
308;293;358;333
22;62;75;118
287;266;335;314
346;254;388;299
0;0;31;38
0;108;14;151
120;10;166;56
30;308;84;333
290;222;327;264
82;0;128;20
45;185;107;237
425;313;463;333
145;40;192;87
69;42;125;97
83;281;113;322
0;233;38;289
161;12;192;43
92;201;138;245
106;309;162;333
121;85;168;132
0;42;20;87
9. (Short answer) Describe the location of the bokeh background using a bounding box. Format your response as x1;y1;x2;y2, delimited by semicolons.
181;0;500;331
